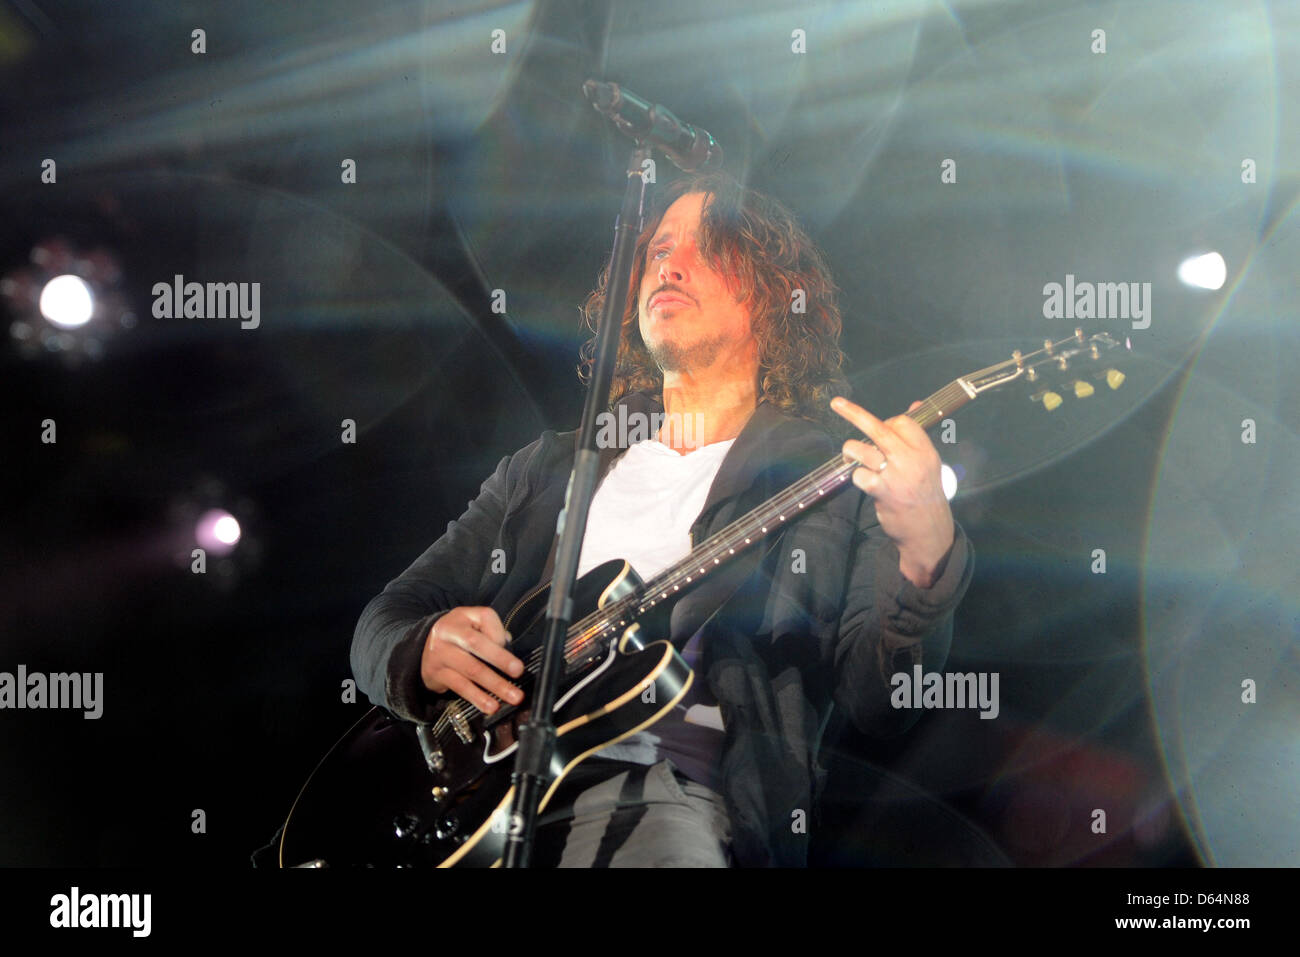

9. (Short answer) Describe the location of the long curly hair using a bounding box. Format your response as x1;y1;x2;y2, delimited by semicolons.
578;171;849;427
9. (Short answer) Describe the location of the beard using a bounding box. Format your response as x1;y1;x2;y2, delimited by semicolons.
644;329;728;373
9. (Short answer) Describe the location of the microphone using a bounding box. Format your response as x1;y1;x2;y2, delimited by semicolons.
583;79;723;172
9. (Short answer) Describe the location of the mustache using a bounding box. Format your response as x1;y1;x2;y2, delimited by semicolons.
646;285;696;306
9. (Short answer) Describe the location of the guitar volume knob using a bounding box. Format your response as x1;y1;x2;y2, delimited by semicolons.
435;815;460;841
393;814;423;842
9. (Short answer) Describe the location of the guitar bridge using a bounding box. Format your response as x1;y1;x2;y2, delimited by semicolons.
415;723;446;772
447;704;473;743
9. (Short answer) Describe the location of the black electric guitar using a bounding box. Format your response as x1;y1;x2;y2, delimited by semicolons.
279;329;1129;868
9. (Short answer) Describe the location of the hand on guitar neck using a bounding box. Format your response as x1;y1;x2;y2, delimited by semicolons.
831;396;956;588
421;606;526;715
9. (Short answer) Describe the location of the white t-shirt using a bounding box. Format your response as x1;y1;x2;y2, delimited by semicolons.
576;436;736;580
574;435;736;788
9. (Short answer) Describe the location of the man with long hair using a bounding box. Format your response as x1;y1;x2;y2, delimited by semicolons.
351;170;974;866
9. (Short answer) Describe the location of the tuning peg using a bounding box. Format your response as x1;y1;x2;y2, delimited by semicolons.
1039;390;1063;411
1073;380;1094;399
1105;368;1125;389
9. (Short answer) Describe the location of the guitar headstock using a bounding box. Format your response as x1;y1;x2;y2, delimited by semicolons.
962;328;1131;411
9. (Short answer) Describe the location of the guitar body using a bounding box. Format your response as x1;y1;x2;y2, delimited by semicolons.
279;559;692;868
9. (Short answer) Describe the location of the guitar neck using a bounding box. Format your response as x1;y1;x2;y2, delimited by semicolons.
611;376;978;621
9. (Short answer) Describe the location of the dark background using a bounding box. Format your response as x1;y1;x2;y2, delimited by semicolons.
1;0;1296;867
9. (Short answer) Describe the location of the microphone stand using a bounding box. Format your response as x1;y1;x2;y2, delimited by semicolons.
502;141;653;867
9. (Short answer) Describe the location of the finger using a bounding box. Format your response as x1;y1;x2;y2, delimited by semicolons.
449;645;525;705
441;613;523;677
440;645;525;710
887;408;931;447
462;606;511;646
462;628;526;678
841;437;887;471
440;669;506;715
838;395;929;452
851;447;894;490
849;463;879;494
435;637;522;700
830;396;905;456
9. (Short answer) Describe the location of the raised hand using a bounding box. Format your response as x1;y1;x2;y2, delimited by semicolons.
830;396;955;588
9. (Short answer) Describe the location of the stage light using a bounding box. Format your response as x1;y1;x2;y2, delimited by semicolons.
940;463;958;500
196;508;242;556
213;514;241;545
1176;252;1226;290
5;238;133;362
38;274;94;328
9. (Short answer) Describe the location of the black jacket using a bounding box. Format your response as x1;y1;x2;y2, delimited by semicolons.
351;390;975;866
